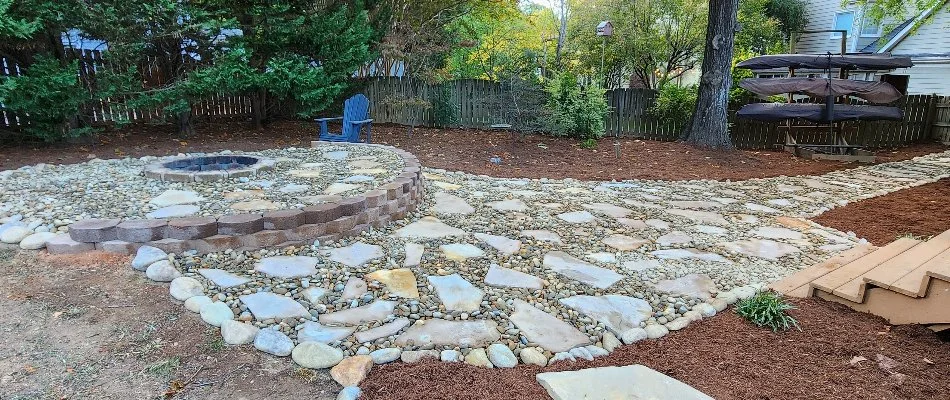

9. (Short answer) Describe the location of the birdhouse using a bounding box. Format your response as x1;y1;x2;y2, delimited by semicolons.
596;21;613;37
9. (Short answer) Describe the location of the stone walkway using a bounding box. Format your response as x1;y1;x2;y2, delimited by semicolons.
126;151;950;393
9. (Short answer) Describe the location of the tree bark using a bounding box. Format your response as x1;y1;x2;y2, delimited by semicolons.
554;0;567;67
250;89;266;130
177;110;195;137
682;0;737;149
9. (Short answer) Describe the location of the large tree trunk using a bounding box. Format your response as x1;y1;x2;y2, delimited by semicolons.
176;110;195;137
682;0;737;149
250;89;266;130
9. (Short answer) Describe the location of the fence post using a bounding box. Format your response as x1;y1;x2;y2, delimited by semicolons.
924;93;939;141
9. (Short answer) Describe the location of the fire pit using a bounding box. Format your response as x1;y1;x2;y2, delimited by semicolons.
144;155;276;182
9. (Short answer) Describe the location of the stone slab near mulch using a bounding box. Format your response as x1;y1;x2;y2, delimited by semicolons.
102;150;950;398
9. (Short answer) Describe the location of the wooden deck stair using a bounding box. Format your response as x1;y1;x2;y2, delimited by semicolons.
770;230;950;327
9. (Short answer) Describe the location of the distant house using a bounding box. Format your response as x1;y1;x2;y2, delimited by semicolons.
779;0;949;95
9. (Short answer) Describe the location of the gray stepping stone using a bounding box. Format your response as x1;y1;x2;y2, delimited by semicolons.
489;199;529;212
146;205;199;219
744;203;779;213
692;225;728;235
537;365;714;400
404;243;424;266
278;184;310;193
719;239;800;260
509;299;590;353
622;199;664;209
440;243;485;261
768;198;793;207
394;217;465;239
473;233;521;255
601;234;649;251
324;183;360;195
198;269;251;288
366;269;420;298
585;252;617;264
645;219;671;230
543;251;623;289
652;274;718;301
297;321;356;343
557;211;597;224
657;231;693;247
432;193;475;215
342;175;375;183
484;264;543;290
324;150;349;160
300;287;328;303
239;292;310;320
254;328;294;356
149;190;204;207
665;209;728;225
327;242;384;267
254;256;319;278
621;257;662;272
341;277;368;299
651;248;729;263
354;318;411;343
394;319;500;348
582;203;633;218
667;200;722;209
319;301;396;325
560;295;653;335
521;230;562;244
752;226;804;240
427;274;484;312
615;218;648;230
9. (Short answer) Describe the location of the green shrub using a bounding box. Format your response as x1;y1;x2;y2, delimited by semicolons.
432;84;460;127
0;56;91;142
541;72;608;141
735;290;800;332
649;83;697;128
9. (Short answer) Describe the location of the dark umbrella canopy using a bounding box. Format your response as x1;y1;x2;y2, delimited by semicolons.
739;77;904;104
736;103;903;123
736;54;913;70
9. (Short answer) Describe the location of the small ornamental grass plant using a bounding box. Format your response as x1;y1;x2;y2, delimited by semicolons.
735;290;801;332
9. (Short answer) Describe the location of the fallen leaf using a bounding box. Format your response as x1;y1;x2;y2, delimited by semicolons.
849;356;867;366
923;358;934;365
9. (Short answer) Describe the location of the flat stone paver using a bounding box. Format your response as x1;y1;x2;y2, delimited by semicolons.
255;256;319;278
325;183;360;195
328;242;385;267
149;190;204;207
394;319;500;348
720;238;800;260
404;243;424;266
559;295;652;334
536;364;714;400
394;217;465;239
557;211;597;224
509;299;590;353
652;274;717;301
354;318;411;343
601;234;649;251
297;321;356;344
365;269;420;298
665;209;729;225
240;292;310;320
198;269;252;288
657;231;693;246
319;301;396;325
582;203;633;218
474;233;521;255
484;264;543;290
146;205;200;219
752;226;804;240
427;274;484;312
432;193;475;215
651;248;729;263
521;230;563;244
543;251;623;289
489;199;529;212
440;243;485;261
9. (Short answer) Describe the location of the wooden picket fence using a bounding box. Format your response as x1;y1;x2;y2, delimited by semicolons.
2;51;948;148
361;77;949;149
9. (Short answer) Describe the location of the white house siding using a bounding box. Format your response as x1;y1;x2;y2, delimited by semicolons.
794;0;902;54
890;62;950;95
890;4;950;54
889;4;950;95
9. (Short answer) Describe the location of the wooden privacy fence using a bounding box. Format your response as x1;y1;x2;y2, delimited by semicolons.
362;77;950;149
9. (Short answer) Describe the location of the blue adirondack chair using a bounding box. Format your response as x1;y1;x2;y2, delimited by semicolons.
316;94;373;143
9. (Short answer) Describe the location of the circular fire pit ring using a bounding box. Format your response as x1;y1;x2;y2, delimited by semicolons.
144;154;276;182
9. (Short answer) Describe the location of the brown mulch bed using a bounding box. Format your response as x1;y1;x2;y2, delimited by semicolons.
1;120;945;181
360;298;950;400
811;178;950;246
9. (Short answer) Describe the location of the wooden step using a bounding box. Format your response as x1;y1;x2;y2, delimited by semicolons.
862;230;950;295
769;245;878;297
890;247;950;297
828;238;921;303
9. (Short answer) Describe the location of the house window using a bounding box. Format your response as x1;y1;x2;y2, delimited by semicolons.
831;11;854;38
860;18;882;37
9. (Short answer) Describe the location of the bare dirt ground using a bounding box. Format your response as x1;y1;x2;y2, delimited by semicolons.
811;178;950;246
0;248;340;400
1;120;945;181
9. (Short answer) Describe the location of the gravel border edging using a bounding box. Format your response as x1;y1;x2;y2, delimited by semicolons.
49;142;423;256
